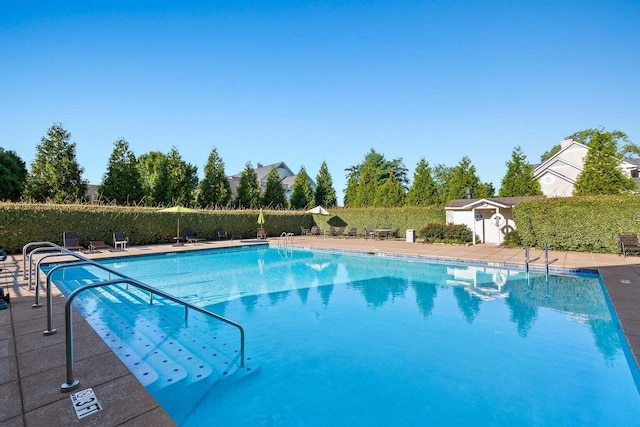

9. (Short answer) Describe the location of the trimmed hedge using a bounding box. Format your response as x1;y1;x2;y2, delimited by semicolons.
419;223;473;244
513;195;640;253
0;203;446;253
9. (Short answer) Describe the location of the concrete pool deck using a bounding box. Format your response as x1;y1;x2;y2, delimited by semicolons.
1;237;640;426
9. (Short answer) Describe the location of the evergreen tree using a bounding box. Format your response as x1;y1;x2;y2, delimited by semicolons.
573;130;637;195
0;148;28;201
344;148;408;207
197;147;231;208
499;146;542;197
24;123;87;202
446;156;484;201
262;167;287;209
314;161;337;207
354;162;377;207
235;162;261;208
97;138;144;205
289;166;314;209
405;158;437;206
138;151;170;206
374;170;405;207
432;164;453;205
165;147;198;206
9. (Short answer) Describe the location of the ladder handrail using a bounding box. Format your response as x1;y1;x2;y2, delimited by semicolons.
23;241;66;279
61;277;245;391
22;241;246;391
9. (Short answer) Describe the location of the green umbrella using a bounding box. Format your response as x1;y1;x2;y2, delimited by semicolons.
257;208;265;226
158;205;199;241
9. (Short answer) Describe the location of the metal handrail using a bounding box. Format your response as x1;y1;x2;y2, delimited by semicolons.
21;241;246;391
23;241;65;279
61;277;245;391
278;231;293;248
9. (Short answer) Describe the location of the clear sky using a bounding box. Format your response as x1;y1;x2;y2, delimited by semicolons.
2;1;639;204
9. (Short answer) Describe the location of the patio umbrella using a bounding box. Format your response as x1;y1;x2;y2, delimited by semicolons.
158;205;199;241
306;206;331;216
257;208;266;227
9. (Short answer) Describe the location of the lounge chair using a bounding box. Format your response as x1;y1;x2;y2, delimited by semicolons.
215;228;230;240
89;240;112;252
113;232;128;251
184;229;205;244
309;226;321;237
346;227;358;238
257;228;267;240
619;233;640;257
365;226;376;240
63;231;85;251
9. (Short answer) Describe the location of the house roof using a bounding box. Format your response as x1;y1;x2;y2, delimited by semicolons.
445;196;544;210
533;139;587;178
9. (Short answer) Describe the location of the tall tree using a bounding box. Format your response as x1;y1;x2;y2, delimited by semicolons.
540;144;561;163
353;162;377;207
344;148;408;207
405;158;437;206
314;161;337;207
499;146;542;197
97;138;144;205
235;162;261;208
197;148;231;208
446;156;487;201
289;166;314;209
165;147;198;206
24;123;87;202
0;148;28;201
432;164;453;205
573;129;637;195
262;167;287;209
138;151;170;206
374;169;405;207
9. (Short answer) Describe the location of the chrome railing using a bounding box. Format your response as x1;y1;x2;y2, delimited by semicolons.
22;242;246;391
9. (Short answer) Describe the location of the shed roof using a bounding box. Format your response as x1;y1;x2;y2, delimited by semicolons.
445;196;544;210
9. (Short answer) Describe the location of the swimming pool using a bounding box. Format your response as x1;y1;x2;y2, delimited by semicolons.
48;247;640;426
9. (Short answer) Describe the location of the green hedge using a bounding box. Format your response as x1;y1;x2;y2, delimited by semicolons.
513;195;640;253
419;223;473;243
0;203;447;253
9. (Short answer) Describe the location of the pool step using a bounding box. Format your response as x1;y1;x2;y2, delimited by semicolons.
72;284;242;391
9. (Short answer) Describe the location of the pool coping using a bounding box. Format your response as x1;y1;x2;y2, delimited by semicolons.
2;237;640;425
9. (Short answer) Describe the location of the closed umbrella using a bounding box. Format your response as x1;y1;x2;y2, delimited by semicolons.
257;208;266;239
158;205;199;243
257;208;266;226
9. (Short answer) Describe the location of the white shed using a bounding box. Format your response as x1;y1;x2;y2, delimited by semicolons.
445;196;543;245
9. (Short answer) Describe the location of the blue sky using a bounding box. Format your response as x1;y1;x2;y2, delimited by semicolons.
2;1;639;204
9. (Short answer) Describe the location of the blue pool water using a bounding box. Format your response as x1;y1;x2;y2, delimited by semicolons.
48;247;640;426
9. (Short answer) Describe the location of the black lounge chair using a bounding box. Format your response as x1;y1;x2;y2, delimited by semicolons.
89;240;112;252
215;228;230;240
63;231;85;251
184;229;205;244
619;233;640;257
113;232;128;250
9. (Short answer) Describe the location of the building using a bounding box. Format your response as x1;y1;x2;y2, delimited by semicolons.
227;162;315;200
533;138;640;197
445;196;543;245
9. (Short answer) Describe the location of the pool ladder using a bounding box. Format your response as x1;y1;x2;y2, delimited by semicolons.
22;241;246;391
278;232;294;248
524;243;557;280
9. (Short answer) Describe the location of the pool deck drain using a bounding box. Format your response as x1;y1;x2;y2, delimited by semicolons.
2;237;640;426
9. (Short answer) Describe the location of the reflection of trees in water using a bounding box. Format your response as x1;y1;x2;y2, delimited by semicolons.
240;295;258;312
589;319;621;361
412;281;438;318
453;286;482;323
268;290;290;305
297;287;309;304
317;284;334;307
348;277;408;308
504;292;537;337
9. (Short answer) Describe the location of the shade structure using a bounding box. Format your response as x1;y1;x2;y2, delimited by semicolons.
257;208;266;226
158;205;199;242
306;206;331;216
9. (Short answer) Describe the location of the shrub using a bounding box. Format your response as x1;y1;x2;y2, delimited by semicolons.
420;223;472;244
502;230;522;247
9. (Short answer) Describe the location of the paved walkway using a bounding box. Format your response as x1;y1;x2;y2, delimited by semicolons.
1;238;640;426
